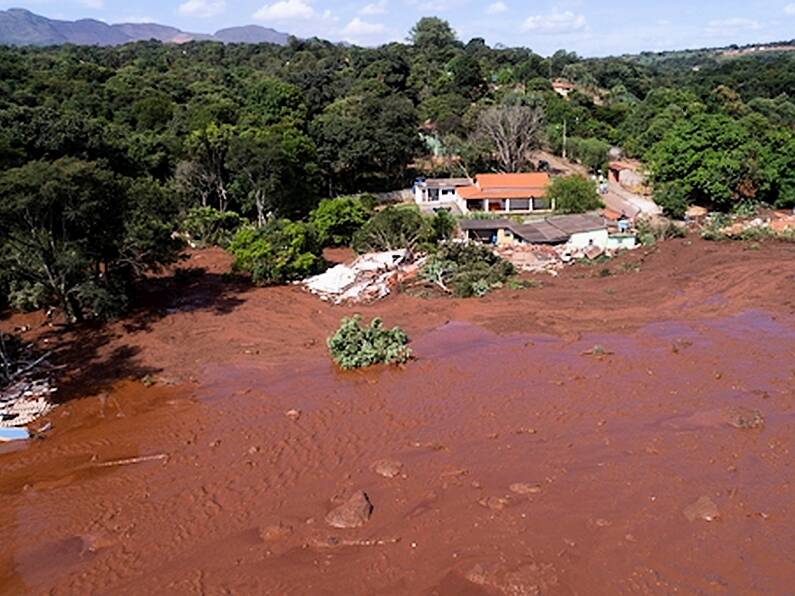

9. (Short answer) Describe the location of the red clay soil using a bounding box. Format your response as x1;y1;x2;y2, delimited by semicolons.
2;238;795;595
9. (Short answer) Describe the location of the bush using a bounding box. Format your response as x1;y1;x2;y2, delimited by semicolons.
327;316;412;370
655;182;689;219
181;206;245;248
635;217;686;246
429;209;457;243
568;137;610;173
6;280;48;312
352;206;430;253
549;175;604;214
229;220;323;285
309;195;374;247
422;242;514;297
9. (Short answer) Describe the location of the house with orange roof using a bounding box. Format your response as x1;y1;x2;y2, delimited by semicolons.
456;173;553;214
414;173;554;215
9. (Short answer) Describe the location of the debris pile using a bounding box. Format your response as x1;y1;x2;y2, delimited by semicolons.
710;210;795;239
1;379;55;429
496;241;613;275
1;335;56;435
495;245;563;275
303;250;422;304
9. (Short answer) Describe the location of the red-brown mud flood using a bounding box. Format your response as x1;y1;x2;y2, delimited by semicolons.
2;239;795;594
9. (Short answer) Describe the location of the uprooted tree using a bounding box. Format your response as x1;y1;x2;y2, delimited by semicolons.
421;242;515;297
327;316;412;370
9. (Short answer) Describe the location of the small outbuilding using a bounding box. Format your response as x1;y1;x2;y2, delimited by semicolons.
459;213;608;249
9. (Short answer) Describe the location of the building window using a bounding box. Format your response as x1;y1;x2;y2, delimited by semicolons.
533;197;551;210
510;199;530;211
468;200;484;211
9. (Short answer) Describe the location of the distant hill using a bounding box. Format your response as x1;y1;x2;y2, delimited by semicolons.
213;26;289;45
0;8;290;47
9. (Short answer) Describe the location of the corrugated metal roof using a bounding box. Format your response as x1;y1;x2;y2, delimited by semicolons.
458;213;606;244
421;178;471;189
546;214;606;235
512;221;569;244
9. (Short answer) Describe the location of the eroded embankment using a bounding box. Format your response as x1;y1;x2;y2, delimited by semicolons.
1;239;795;595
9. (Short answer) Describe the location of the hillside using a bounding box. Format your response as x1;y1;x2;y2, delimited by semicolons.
0;8;289;47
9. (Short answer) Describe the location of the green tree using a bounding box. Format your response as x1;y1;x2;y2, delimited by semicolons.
450;54;487;101
229;220;323;285
309;196;374;247
312;83;422;193
352;207;430;253
654;182;689;219
0;158;180;321
647;113;768;210
180;123;235;212
548;175;604;214
228;125;321;224
409;17;459;57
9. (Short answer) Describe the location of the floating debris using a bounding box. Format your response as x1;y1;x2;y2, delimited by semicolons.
0;427;30;442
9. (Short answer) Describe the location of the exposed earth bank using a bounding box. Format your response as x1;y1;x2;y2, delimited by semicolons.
2;238;795;595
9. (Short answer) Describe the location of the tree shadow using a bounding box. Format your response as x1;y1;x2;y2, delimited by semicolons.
36;264;254;403
45;324;158;404
121;266;253;334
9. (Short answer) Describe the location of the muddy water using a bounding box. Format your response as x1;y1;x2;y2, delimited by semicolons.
2;310;795;594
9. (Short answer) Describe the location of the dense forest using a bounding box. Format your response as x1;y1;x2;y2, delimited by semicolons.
1;17;794;320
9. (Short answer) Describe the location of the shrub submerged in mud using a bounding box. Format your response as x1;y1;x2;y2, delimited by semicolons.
328;316;412;370
422;242;514;298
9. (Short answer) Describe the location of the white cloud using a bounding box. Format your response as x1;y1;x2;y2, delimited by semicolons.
178;0;226;18
343;17;385;36
785;3;795;15
705;17;762;35
360;0;387;15
253;0;317;21
522;11;586;34
486;1;507;15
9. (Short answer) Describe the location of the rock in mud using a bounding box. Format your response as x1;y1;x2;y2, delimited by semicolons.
683;496;719;522
285;409;302;422
509;483;542;495
726;407;764;430
371;459;403;479
325;491;373;529
478;496;510;511
259;522;294;542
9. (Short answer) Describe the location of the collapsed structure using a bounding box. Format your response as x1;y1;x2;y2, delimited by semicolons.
303;250;422;305
459;213;637;274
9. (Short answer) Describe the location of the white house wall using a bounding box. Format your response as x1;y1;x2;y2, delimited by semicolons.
568;229;609;250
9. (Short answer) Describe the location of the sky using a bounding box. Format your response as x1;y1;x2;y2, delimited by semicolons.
3;0;795;56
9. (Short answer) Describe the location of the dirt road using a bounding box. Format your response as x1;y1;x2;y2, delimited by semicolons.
1;239;795;594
